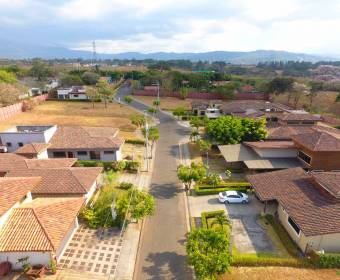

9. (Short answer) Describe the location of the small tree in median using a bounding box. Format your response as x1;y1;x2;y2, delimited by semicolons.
197;139;212;166
177;162;207;194
186;228;231;280
173;107;186;119
130;114;145;128
124;96;133;104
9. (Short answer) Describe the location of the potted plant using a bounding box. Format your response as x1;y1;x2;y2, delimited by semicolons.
48;259;57;274
16;257;31;273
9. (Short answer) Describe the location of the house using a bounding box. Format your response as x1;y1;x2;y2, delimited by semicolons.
248;168;340;253
268;112;321;126
6;167;103;203
15;143;50;159
47;126;124;161
191;100;223;117
218;141;302;171
0;125;124;161
292;131;340;171
0;125;57;152
57;86;87;100
28;88;42;96
0;195;84;269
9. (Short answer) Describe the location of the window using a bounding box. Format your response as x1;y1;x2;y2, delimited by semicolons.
77;151;87;156
104;151;115;155
73;94;79;97
287;120;300;125
288;216;300;235
298;150;311;165
302;121;315;125
18;142;23;147
53;151;66;158
6;142;11;147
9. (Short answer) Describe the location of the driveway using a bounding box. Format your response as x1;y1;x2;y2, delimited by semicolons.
116;86;193;280
189;194;276;254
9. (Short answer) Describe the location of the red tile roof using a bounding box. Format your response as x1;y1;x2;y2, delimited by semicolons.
6;167;102;195
0;198;84;252
0;177;41;216
49;126;124;150
292;131;340;151
15;143;50;155
312;172;340;198
248;168;340;236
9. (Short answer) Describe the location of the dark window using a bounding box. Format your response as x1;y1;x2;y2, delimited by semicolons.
298;150;311;165
104;151;115;155
302;121;315;125
18;142;24;147
200;111;205;116
53;151;66;158
90;151;100;160
287;120;300;125
73;94;79;97
288;216;300;235
6;142;11;147
77;151;87;156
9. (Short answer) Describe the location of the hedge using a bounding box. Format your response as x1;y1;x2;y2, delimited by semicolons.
75;160;113;170
194;182;251;196
264;214;299;257
125;139;145;145
231;255;309;267
314;253;340;268
201;210;226;229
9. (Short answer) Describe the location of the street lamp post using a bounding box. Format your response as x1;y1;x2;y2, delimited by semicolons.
144;110;149;172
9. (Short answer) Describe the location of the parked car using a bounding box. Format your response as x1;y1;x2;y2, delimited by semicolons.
218;190;249;204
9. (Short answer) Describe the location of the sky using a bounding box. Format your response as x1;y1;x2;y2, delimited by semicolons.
1;0;340;55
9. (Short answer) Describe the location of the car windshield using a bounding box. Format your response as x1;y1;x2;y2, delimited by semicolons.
237;191;244;197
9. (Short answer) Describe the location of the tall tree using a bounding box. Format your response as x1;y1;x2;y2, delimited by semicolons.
29;59;52;81
86;86;99;108
308;81;323;110
97;80;112;108
197;139;212;166
267;77;294;95
186;228;231;280
177;162;207;194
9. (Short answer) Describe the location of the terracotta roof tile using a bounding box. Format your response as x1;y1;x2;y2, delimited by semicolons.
49;126;123;150
0;177;41;216
25;158;76;169
292;131;340;151
6;167;102;195
0;198;84;252
15;143;50;155
278;113;320;121
248;168;340;236
312;172;340;198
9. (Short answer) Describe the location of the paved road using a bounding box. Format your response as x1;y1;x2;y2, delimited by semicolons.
116;86;193;280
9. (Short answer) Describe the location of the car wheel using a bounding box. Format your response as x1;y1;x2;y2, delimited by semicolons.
225;200;230;204
242;200;246;204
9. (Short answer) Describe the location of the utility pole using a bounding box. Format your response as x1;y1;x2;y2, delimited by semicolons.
144;110;149;172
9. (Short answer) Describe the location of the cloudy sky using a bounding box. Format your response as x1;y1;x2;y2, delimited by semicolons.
1;0;340;55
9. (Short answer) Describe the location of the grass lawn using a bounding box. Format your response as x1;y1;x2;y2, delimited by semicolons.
133;96;194;110
0;101;140;132
223;267;340;280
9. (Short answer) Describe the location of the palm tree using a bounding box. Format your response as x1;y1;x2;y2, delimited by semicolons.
213;213;230;230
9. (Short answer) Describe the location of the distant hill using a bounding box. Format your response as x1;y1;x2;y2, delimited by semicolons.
0;41;337;64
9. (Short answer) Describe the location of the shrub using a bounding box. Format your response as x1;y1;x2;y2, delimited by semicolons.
125;139;145;145
201;210;226;229
112;160;126;172
125;160;140;173
148;107;157;114
264;214;299;257
124;96;133;103
314;253;340;268
194;182;251;196
119;182;134;190
153;99;160;106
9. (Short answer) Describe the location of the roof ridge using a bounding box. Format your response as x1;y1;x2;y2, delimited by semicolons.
21;208;55;251
69;169;88;193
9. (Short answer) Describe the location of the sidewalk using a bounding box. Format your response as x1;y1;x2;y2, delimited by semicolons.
114;144;156;280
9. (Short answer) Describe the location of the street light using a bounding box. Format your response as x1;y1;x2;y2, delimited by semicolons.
144;110;149;172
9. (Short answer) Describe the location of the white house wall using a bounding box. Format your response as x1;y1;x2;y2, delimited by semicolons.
56;218;79;259
253;148;297;158
69;94;88;100
0;251;51;270
37;150;49;159
85;180;98;204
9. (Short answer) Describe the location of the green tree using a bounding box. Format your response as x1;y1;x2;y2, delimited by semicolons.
124;96;133;103
97;80;112;108
115;187;155;222
213;213;230;230
148;107;157;114
308;81;323;109
29;59;52;81
336;93;340;103
190;129;199;142
267;77;294;95
179;86;190;99
82;71;100;85
206;172;222;188
186;228;231;280
142;126;159;152
153;99;160;106
177;162;207;194
190;116;208;130
86;86;99;108
0;70;17;83
130;114;145;128
60;74;84;87
197;140;212;166
205;116;267;144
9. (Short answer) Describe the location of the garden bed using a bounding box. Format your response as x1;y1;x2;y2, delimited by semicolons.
194;182;251;195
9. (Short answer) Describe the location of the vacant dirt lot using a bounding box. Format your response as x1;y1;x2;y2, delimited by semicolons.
0;101;140;133
222;267;340;280
133;96;194;110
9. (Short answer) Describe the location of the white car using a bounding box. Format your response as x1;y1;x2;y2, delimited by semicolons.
218;190;249;204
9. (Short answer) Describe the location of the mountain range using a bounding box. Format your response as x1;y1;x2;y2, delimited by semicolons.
0;41;337;64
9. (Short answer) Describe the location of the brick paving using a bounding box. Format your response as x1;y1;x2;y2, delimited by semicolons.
59;225;123;276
